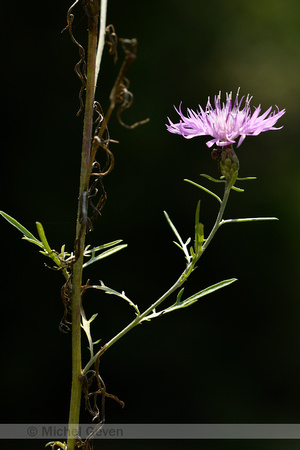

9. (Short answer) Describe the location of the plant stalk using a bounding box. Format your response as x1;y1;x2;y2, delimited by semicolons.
202;180;232;252
67;3;99;449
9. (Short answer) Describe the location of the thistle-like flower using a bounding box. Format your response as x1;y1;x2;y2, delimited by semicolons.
166;90;285;148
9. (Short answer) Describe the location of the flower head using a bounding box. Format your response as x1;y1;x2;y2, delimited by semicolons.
166;90;285;148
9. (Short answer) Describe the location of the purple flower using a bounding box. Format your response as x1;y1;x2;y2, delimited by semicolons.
166;90;285;148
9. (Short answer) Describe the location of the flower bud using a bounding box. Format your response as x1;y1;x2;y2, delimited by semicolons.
219;145;239;182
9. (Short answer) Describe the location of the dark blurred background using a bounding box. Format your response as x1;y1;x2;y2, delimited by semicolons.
1;0;300;449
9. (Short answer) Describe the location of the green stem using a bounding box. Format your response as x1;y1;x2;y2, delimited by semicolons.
67;4;99;449
82;180;234;374
202;180;232;252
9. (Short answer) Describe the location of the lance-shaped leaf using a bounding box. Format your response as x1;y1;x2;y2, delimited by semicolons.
0;211;44;248
161;278;237;315
83;241;127;268
83;239;127;268
0;212;70;276
142;278;237;322
184;179;222;204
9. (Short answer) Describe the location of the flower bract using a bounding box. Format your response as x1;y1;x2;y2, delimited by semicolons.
166;90;285;148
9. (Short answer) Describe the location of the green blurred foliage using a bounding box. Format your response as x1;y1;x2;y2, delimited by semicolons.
1;1;300;449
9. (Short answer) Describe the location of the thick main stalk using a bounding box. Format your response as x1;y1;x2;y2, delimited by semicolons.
67;5;99;449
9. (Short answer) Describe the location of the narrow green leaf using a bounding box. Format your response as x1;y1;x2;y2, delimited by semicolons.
35;223;71;279
89;313;98;323
173;241;184;251
200;173;225;183
163;278;237;314
164;211;185;247
83;244;127;268
231;186;244;192
94;244;127;259
184;179;222;204
39;250;52;257
84;240;124;255
22;237;45;249
164;211;192;262
0;211;43;247
176;288;185;304
36;222;62;266
182;278;237;303
220;217;279;226
36;222;53;253
236;176;257;181
195;200;201;230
